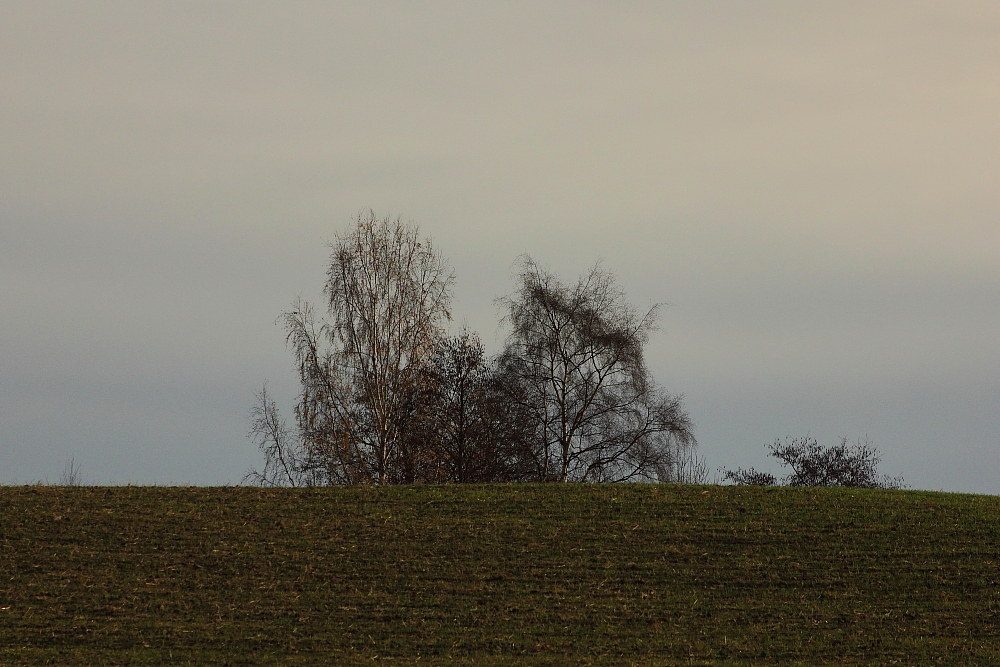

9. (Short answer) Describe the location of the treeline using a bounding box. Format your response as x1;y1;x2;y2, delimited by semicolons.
246;211;700;486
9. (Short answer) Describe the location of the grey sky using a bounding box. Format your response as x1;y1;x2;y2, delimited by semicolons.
2;2;998;491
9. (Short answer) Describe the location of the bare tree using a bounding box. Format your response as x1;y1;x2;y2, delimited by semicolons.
266;211;454;485
247;220;699;486
773;436;905;489
427;331;489;482
411;330;536;483
244;384;309;487
720;467;777;486
722;436;905;489
498;257;696;482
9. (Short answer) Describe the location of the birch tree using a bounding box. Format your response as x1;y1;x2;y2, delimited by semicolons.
250;211;454;485
499;257;696;482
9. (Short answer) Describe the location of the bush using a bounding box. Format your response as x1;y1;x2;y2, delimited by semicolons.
722;436;905;489
720;467;777;486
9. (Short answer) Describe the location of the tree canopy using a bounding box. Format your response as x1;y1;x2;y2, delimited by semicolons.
246;215;700;486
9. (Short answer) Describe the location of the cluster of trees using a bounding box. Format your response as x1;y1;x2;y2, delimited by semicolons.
722;436;905;489
246;212;700;486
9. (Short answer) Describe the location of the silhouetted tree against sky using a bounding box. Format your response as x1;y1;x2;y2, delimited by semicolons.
248;211;455;486
414;330;537;483
499;257;696;482
245;383;310;487
247;220;702;486
722;436;905;489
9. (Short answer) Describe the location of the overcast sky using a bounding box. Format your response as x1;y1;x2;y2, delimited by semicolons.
2;2;998;492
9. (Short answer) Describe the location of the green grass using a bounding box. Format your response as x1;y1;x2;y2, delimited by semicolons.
2;484;999;665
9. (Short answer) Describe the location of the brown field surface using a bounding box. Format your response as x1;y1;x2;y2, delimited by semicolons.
2;484;998;665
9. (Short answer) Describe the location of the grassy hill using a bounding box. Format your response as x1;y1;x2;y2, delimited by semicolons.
2;484;998;665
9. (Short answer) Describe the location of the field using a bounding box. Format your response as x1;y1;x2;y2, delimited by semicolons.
2;484;998;665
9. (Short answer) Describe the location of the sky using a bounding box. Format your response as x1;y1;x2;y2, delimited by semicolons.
2;2;998;492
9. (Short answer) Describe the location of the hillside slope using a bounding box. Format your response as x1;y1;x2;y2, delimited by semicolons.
2;484;998;665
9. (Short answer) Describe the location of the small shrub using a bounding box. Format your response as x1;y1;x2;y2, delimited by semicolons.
721;467;777;486
723;436;905;489
58;457;82;486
